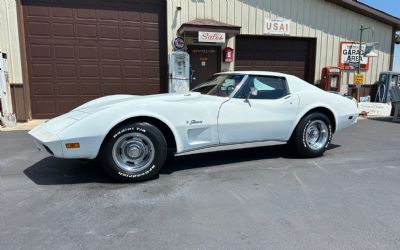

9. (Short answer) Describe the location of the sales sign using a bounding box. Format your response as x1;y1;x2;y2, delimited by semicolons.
264;19;290;35
339;42;369;70
198;32;226;43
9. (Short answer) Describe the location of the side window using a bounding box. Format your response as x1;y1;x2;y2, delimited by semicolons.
209;74;244;97
236;76;289;99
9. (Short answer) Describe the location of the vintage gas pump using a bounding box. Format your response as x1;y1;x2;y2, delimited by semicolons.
169;51;190;93
375;71;400;103
0;49;16;127
321;67;341;92
0;50;9;113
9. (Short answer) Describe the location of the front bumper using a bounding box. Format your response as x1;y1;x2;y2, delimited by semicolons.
29;121;103;160
29;126;64;158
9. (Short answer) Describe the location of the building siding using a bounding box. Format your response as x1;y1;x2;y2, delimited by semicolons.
167;0;393;90
0;0;23;84
0;0;394;92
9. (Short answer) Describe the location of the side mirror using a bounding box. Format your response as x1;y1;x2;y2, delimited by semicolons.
245;87;258;103
250;87;258;96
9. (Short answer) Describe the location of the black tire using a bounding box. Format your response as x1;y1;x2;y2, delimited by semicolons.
290;112;332;158
100;122;167;182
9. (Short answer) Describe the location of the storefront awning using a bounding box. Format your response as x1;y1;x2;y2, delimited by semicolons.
178;19;241;35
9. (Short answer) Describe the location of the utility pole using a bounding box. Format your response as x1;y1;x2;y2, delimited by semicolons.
356;25;371;102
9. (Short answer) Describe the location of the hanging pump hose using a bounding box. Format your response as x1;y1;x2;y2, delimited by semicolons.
375;83;386;103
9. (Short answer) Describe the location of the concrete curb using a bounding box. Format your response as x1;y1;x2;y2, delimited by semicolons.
0;119;46;132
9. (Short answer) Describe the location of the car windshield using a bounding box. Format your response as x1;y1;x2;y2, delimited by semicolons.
191;74;245;97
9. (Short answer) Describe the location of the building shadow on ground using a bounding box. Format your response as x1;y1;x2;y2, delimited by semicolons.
24;144;340;185
367;117;398;123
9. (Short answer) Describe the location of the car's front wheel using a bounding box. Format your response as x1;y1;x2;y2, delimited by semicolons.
291;112;332;158
100;122;167;182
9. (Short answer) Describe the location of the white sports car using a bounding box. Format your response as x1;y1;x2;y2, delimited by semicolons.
29;71;358;181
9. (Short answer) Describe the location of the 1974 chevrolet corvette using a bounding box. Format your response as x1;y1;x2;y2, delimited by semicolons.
29;71;359;181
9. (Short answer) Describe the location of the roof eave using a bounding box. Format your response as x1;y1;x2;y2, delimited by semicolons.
326;0;400;30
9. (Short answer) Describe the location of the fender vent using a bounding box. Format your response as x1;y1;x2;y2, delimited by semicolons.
43;145;54;156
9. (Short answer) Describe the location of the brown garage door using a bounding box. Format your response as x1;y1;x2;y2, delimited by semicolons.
235;36;315;83
22;0;166;118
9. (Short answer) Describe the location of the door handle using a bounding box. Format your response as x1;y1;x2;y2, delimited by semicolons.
284;95;292;99
283;94;294;105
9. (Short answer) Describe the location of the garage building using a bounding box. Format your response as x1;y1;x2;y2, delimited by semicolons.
169;0;400;90
0;0;399;120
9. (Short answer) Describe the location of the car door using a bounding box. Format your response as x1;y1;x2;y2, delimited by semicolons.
217;75;299;144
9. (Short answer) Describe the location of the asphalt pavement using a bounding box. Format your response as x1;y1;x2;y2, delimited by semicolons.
1;119;400;250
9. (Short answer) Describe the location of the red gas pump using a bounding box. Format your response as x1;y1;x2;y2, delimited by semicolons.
321;67;341;92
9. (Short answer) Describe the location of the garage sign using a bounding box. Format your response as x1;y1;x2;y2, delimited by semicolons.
339;42;369;70
264;19;290;35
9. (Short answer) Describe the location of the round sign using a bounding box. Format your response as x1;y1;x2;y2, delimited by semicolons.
173;36;185;50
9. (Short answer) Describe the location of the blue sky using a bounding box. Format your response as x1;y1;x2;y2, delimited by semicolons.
360;0;400;71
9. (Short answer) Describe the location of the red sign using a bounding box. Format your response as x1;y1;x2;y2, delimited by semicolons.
173;36;185;50
264;19;290;35
198;31;226;43
339;42;369;70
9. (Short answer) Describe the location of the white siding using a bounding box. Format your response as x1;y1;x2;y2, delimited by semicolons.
0;0;22;84
167;0;394;86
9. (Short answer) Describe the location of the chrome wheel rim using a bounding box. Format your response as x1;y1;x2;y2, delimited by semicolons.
112;133;155;173
305;120;329;151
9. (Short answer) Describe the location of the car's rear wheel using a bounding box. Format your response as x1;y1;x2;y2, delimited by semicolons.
100;122;167;182
291;112;332;157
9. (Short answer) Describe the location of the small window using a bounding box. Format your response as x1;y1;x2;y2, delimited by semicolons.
391;75;398;88
380;74;387;83
236;75;289;99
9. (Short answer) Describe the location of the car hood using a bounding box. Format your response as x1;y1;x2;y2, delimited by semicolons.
73;92;209;114
31;92;218;135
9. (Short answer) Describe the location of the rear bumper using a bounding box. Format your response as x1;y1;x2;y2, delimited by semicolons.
336;112;358;132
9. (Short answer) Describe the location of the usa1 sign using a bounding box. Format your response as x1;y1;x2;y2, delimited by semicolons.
339;42;369;70
198;31;226;43
264;19;290;35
